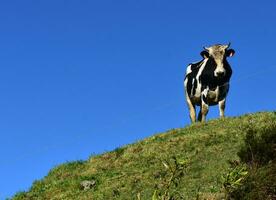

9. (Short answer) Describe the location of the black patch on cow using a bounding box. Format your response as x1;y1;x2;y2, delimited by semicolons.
200;51;209;58
202;93;208;104
192;78;197;96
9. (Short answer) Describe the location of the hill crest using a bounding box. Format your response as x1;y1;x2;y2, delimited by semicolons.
11;112;276;200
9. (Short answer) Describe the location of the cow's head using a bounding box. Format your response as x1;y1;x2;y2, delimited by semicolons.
200;43;235;77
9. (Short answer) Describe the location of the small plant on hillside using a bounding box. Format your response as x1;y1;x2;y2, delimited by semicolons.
222;162;248;198
151;156;189;200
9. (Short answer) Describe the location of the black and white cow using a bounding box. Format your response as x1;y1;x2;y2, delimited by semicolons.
184;43;235;122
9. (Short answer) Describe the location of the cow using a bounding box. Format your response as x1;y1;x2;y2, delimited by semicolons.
184;43;235;123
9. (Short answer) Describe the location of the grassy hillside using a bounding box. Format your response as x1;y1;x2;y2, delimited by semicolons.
12;112;276;200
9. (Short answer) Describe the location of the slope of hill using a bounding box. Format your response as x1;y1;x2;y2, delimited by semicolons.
11;112;276;200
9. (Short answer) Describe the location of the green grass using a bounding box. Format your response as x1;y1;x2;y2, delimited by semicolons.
11;112;276;200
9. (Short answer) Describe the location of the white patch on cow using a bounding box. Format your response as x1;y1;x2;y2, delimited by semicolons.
193;59;208;98
196;59;207;80
214;86;219;102
206;87;218;100
190;78;195;96
219;98;226;117
186;64;192;75
202;86;209;97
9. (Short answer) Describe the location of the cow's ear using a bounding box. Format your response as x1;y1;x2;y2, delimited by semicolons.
200;51;209;59
226;49;235;57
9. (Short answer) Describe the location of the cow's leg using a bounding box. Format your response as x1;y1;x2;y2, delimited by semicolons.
186;94;196;123
219;98;226;118
198;102;209;122
199;90;209;122
197;109;202;121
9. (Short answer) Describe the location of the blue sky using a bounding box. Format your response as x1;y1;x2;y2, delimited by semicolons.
0;0;275;198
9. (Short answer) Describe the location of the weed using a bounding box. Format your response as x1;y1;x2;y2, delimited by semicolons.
151;156;189;200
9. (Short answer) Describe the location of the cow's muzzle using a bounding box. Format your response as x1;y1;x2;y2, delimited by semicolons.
215;71;225;77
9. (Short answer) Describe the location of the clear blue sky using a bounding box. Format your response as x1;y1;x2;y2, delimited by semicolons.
0;0;275;198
